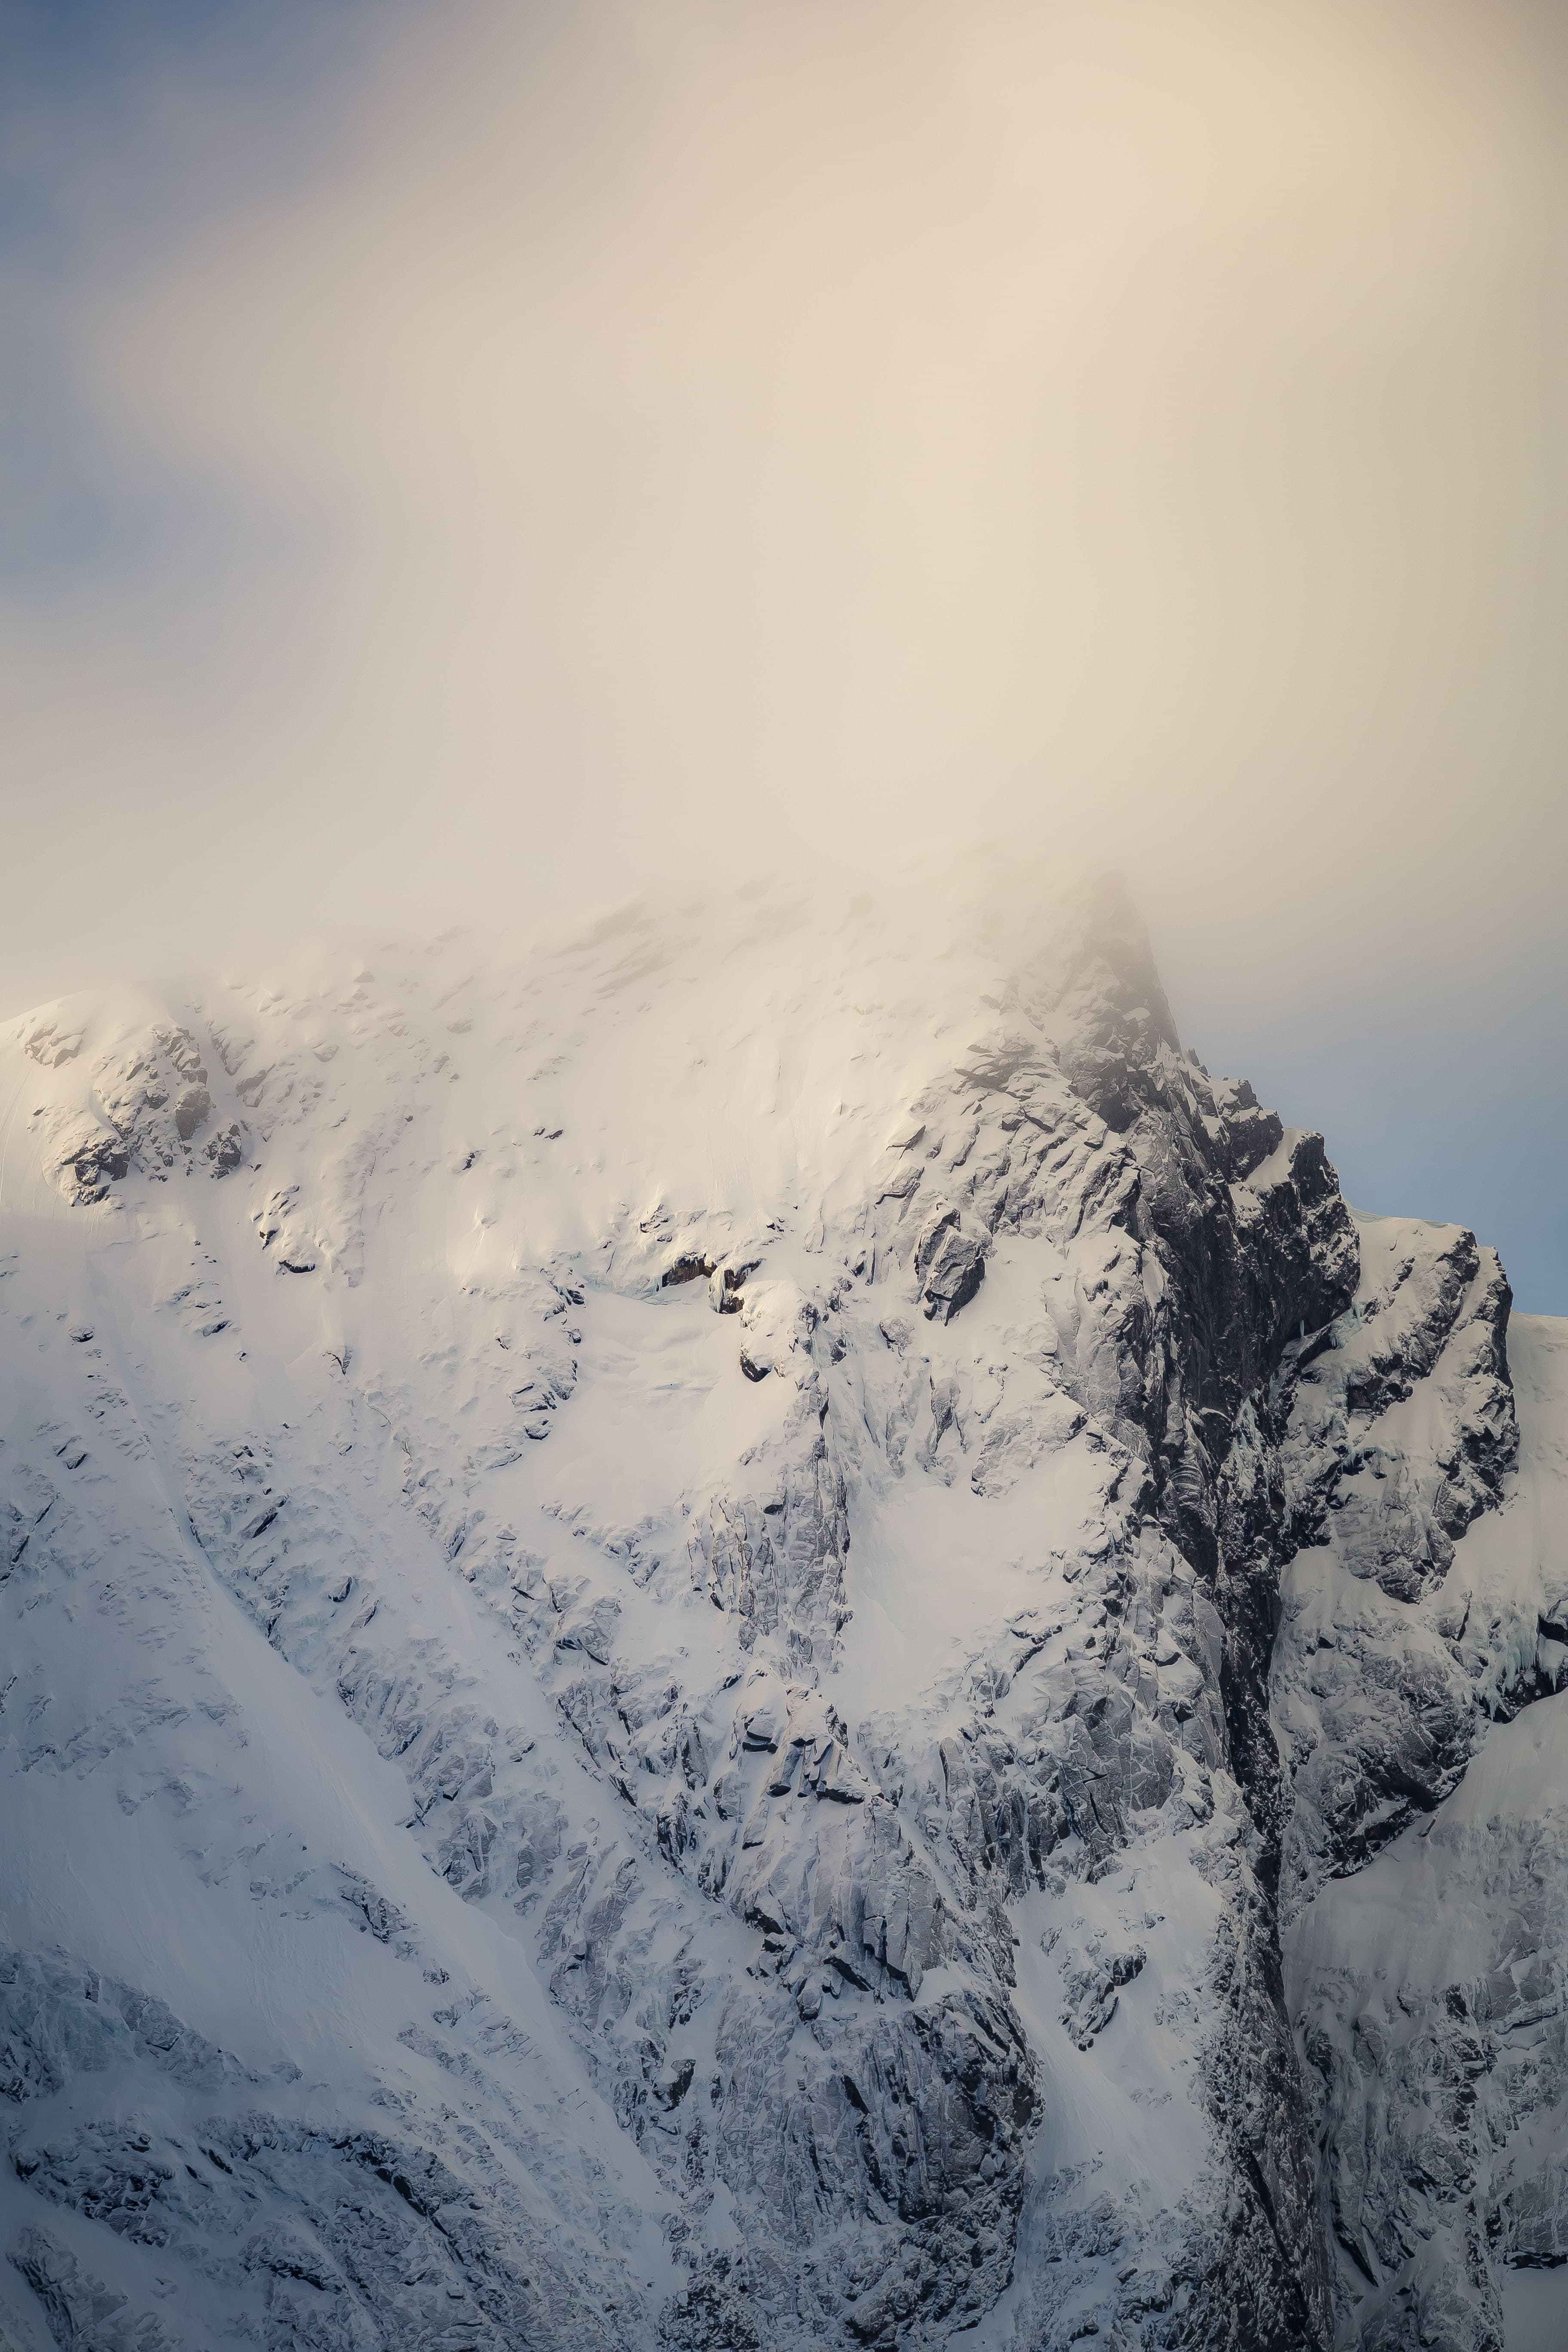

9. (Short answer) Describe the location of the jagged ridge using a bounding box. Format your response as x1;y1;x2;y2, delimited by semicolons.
0;877;1559;2352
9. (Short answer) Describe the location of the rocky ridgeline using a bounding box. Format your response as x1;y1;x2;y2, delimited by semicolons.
0;886;1554;2352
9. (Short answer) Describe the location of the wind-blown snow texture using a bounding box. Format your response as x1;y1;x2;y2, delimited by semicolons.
0;879;1562;2352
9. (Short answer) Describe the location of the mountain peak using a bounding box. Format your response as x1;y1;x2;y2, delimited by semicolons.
0;888;1560;2352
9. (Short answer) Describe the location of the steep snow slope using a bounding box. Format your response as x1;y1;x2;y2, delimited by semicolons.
0;876;1557;2351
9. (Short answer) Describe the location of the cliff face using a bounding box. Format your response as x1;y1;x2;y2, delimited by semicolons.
1275;1274;1566;2352
0;879;1554;2352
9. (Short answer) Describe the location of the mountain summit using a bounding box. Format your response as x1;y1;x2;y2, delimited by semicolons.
0;879;1562;2352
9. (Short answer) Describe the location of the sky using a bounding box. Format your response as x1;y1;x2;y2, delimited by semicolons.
1;0;1565;1305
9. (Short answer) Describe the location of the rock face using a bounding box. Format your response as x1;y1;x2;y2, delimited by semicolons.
1278;1307;1568;2352
0;878;1562;2352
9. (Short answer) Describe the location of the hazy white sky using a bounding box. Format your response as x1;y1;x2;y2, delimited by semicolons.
2;0;1565;1296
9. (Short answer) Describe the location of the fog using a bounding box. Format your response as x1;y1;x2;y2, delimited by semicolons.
3;0;1565;1295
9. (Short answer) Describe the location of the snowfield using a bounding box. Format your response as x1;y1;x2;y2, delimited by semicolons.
0;876;1561;2351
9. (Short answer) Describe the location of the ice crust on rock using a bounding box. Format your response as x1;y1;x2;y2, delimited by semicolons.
0;873;1562;2351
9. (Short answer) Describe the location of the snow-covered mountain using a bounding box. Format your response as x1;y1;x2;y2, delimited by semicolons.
0;875;1562;2352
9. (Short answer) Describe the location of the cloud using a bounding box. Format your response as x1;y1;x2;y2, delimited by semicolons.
2;0;1565;1014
